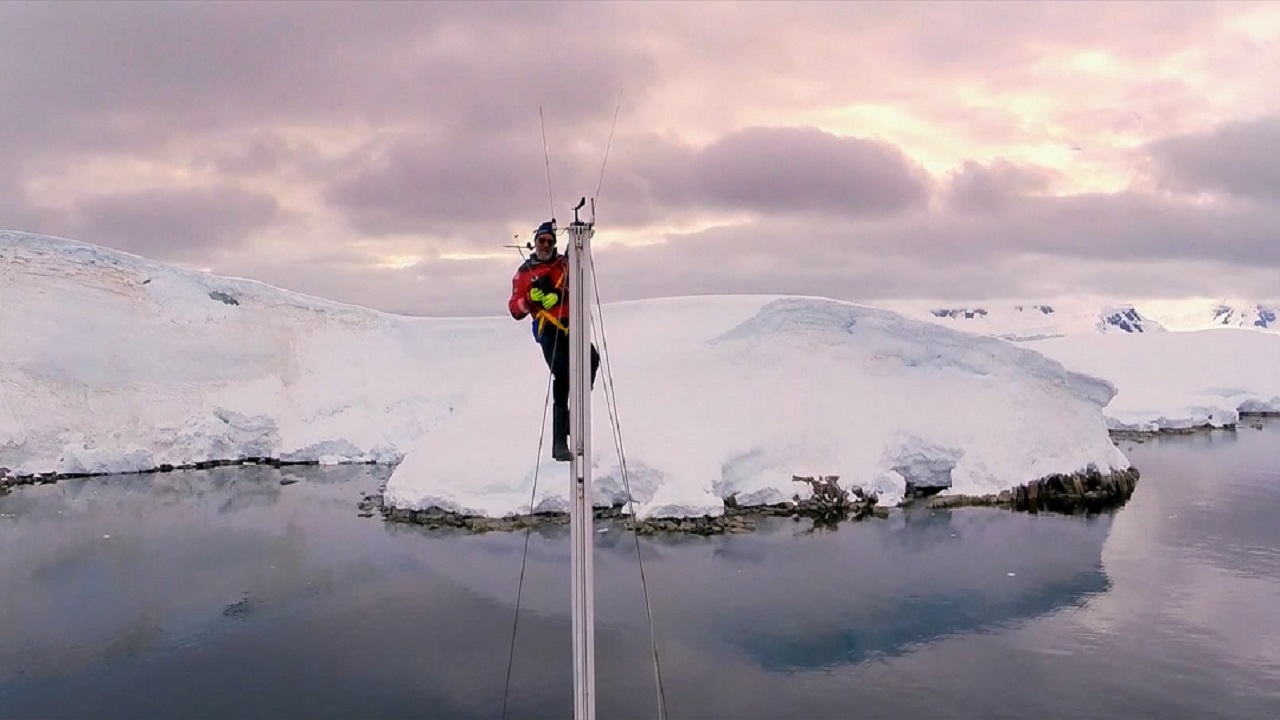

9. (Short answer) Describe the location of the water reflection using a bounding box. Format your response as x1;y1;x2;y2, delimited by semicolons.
1;427;1279;719
0;466;391;684
395;507;1114;673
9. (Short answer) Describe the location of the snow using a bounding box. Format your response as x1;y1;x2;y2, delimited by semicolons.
8;229;1274;521
1135;296;1280;332
1027;330;1280;432
385;294;1130;518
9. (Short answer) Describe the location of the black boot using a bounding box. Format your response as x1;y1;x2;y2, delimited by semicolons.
552;405;571;461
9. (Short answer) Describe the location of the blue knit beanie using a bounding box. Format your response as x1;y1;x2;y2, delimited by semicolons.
534;220;555;239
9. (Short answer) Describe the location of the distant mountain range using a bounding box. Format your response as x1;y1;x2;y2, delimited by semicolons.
1195;302;1277;330
1127;299;1280;332
887;298;1280;341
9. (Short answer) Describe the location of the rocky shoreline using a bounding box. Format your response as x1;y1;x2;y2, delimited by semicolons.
4;413;1271;498
918;466;1140;514
362;475;892;536
3;457;1142;534
0;456;375;494
363;465;1142;536
6;420;1235;531
1111;410;1278;440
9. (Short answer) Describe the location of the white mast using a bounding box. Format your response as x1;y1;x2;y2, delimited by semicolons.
566;197;596;720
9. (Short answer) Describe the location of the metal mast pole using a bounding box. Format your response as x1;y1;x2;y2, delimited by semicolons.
566;197;596;720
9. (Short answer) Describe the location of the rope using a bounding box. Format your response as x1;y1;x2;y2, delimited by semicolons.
502;108;564;717
501;323;561;719
505;94;669;719
590;253;670;720
540;106;556;220
584;91;670;719
594;90;623;204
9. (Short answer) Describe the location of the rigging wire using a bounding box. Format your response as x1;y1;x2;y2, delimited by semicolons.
540;106;556;219
589;256;670;720
501;331;558;719
501;109;564;719
594;90;623;204
587;90;670;719
504;92;669;720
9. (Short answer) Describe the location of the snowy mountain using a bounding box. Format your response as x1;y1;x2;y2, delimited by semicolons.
1142;299;1280;332
1212;303;1278;329
897;301;1165;341
0;230;1131;517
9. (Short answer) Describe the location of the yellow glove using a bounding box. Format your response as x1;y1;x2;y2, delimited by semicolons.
529;288;559;310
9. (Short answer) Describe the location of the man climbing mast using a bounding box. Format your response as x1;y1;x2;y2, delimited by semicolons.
507;219;600;461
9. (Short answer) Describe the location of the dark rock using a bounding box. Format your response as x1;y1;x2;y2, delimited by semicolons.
209;290;240;306
222;596;251;617
923;466;1140;515
378;475;897;536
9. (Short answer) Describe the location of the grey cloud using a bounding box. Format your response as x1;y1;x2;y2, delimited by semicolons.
0;1;1239;168
321;124;667;247
324;125;930;242
191;132;316;177
213;250;520;319
221;187;1279;318
49;186;282;261
943;160;1057;213
879;192;1280;268
0;2;652;155
2;1;1273;315
686;127;932;217
1145;115;1280;202
891;2;1227;87
0;167;44;233
324;132;567;238
579;190;1280;311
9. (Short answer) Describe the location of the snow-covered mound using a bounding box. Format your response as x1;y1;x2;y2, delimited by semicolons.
1;230;1130;519
909;302;1165;341
385;296;1131;518
0;230;463;474
1028;330;1280;432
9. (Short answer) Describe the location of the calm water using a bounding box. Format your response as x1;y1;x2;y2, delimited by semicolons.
2;424;1279;719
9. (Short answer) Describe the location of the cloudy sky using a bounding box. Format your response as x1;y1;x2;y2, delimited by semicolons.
3;1;1279;316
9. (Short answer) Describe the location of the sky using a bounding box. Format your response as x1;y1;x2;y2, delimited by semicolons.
2;0;1279;317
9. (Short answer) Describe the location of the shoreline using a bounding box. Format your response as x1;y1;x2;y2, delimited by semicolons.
1109;410;1278;439
6;414;1274;522
365;465;1142;536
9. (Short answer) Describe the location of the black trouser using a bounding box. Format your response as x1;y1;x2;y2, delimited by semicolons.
538;326;599;410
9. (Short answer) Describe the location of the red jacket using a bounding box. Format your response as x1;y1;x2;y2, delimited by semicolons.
509;253;569;337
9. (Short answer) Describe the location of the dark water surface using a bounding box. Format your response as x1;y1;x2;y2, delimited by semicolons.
2;424;1279;719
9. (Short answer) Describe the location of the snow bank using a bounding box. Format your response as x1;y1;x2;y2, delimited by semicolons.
1;230;1132;519
0;230;463;475
385;296;1130;518
1028;330;1280;432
